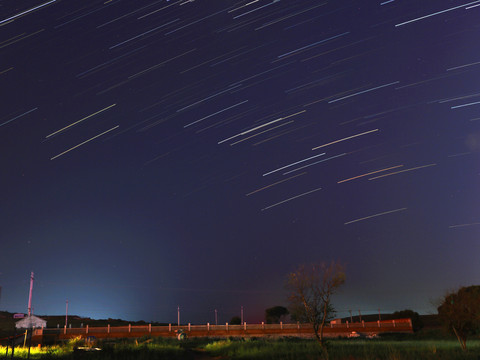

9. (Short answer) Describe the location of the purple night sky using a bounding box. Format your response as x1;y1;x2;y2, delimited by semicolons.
1;0;479;324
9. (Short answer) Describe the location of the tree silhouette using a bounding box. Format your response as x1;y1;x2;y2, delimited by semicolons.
286;261;345;348
392;309;423;332
229;316;241;325
437;285;480;350
265;306;289;324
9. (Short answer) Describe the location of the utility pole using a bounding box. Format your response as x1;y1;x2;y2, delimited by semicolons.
214;309;218;326
349;310;353;323
378;308;381;321
241;306;244;325
65;299;68;328
358;309;362;322
177;306;180;327
27;272;34;317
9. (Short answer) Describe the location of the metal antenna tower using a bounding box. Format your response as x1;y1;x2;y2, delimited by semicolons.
27;272;34;316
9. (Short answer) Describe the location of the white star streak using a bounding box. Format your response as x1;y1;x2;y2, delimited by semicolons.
448;223;480;229
255;3;327;30
233;0;280;19
229;0;260;13
229;62;294;87
246;172;307;196
283;153;346;175
451;101;480;109
368;163;436;180
165;7;231;35
345;208;407;225
0;108;37;127
0;29;45;49
449;223;480;228
277;32;350;59
446;60;480;71
218;110;306;144
337;165;404;183
261;187;322;211
128;49;197;79
46;104;116;138
230;120;293;145
395;1;480;27
136;1;182;20
263;153;326;176
109;19;180;49
177;84;241;112
50;126;119;160
312;129;379;150
328;81;399;103
184;100;249;128
0;0;56;26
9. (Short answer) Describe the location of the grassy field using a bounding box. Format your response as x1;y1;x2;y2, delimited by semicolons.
1;336;480;359
203;337;480;359
1;337;187;360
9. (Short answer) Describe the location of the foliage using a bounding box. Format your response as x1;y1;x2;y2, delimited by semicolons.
204;339;233;352
265;306;289;324
230;316;241;325
66;336;84;349
437;285;480;350
392;309;423;332
286;261;345;347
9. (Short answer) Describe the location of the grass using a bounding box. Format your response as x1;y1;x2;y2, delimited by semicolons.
204;338;322;359
0;337;187;360
202;337;480;359
2;336;480;359
0;345;69;359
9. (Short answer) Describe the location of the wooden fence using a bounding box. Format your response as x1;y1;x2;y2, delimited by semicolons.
32;319;412;341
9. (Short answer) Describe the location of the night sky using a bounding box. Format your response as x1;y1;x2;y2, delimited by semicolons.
1;0;480;325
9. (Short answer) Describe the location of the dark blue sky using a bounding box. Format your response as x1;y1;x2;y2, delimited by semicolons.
1;0;479;325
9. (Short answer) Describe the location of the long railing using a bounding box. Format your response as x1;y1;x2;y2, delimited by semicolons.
33;319;412;339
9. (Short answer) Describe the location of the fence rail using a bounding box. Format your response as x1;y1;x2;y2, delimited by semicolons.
33;318;412;340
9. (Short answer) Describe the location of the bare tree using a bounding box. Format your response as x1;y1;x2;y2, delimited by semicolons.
286;262;345;347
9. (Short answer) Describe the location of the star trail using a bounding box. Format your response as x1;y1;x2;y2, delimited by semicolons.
0;0;479;324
